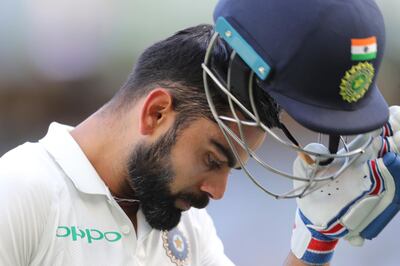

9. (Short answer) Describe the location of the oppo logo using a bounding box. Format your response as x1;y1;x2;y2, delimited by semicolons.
56;226;122;244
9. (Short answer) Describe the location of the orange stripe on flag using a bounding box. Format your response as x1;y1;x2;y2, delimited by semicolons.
351;36;377;46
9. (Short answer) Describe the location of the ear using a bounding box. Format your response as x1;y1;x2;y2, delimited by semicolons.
139;88;174;135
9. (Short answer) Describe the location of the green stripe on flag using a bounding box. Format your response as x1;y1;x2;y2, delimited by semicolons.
352;52;377;61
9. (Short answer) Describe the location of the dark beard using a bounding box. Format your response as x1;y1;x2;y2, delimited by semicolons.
126;125;209;231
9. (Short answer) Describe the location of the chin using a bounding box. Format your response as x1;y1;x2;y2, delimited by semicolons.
145;207;183;231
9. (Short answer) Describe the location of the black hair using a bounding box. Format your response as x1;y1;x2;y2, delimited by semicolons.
110;24;230;126
109;23;280;130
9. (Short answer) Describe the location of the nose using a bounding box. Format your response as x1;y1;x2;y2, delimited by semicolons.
199;172;229;200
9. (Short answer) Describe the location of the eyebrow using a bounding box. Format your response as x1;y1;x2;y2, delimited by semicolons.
210;139;241;170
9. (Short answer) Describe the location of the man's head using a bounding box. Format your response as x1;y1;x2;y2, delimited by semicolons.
102;25;266;230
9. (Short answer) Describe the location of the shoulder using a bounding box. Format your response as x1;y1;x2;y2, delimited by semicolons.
0;142;65;265
0;142;61;210
1;141;61;182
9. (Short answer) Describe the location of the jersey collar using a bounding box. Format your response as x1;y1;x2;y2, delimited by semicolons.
40;122;112;199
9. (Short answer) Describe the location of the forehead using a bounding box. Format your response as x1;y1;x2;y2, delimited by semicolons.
225;119;266;151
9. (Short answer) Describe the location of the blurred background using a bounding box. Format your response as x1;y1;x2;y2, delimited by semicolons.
0;0;399;265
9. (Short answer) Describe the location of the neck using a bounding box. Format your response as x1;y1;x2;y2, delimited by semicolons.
70;108;134;197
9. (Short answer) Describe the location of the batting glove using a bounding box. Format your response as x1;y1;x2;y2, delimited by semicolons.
291;106;400;265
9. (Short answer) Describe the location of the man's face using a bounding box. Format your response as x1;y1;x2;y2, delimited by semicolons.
127;116;265;231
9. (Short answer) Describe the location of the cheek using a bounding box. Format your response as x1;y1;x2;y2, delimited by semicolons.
169;145;206;193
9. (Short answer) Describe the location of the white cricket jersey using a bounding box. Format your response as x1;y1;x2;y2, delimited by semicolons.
0;122;234;266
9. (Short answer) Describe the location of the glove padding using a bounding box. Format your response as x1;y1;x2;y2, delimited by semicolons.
291;106;400;265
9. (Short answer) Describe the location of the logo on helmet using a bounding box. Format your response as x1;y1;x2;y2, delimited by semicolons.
339;62;375;103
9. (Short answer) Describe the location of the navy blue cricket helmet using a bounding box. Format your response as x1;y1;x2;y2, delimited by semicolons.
212;0;388;135
202;0;389;198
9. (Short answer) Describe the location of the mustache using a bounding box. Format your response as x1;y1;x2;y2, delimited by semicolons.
177;192;210;209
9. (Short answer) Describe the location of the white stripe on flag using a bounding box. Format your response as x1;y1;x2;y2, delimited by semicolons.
351;43;377;55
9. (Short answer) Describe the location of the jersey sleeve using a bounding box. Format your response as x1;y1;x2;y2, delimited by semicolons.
0;148;56;266
193;209;235;266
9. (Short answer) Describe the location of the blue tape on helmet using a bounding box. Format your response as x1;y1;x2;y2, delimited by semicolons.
215;17;271;80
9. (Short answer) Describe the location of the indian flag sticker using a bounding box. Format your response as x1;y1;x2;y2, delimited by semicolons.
351;36;377;61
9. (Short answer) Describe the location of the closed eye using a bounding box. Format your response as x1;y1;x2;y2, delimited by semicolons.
206;153;224;171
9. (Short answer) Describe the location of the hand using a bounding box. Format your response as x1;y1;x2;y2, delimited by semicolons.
291;106;400;265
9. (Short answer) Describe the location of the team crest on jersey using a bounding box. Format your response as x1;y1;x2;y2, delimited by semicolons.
339;62;375;103
162;227;189;266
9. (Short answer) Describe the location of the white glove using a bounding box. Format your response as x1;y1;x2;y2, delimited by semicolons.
291;106;400;265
